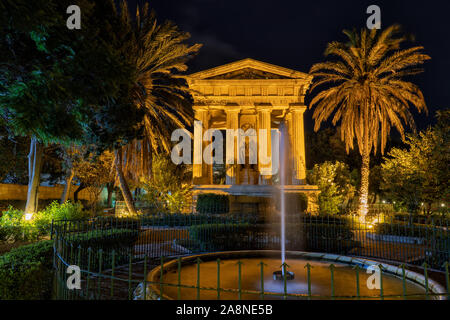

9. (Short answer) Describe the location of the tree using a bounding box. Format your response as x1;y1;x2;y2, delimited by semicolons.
107;2;201;215
0;0;135;213
309;25;430;219
0;124;28;184
140;154;192;214
76;152;115;212
381;110;450;215
307;161;356;215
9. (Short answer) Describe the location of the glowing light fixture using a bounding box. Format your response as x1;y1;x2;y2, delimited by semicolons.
25;213;34;221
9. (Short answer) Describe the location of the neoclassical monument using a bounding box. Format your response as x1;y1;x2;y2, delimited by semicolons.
186;58;319;213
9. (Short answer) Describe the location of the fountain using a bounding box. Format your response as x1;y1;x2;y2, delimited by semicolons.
135;124;445;300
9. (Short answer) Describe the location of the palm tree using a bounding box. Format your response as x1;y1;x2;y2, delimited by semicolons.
308;25;430;219
112;2;201;215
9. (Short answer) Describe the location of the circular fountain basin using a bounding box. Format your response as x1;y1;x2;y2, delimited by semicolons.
135;251;446;300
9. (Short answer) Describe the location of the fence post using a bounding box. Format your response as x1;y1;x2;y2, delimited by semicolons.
110;250;115;299
97;249;103;300
196;257;201;300
353;265;360;299
282;262;289;300
305;263;312;299
178;257;182;300
128;252;133;300
401;264;407;300
378;264;384;300
259;261;265;300
160;256;165;300
444;262;450;300
423;262;429;300
329;264;335;299
216;258;221;300
143;254;148;300
86;247;92;299
237;260;243;300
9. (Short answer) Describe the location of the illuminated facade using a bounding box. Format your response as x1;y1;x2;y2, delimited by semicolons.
186;58;319;212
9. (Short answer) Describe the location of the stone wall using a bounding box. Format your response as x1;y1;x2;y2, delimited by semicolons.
0;183;93;201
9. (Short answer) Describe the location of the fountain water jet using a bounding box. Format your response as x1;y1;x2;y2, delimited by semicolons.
273;122;294;281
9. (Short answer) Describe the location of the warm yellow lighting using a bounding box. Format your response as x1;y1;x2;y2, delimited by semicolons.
24;213;34;221
358;215;366;224
442;203;446;208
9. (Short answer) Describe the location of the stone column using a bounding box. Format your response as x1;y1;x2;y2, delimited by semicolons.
225;107;240;185
193;106;210;185
288;105;307;184
257;106;272;185
285;111;294;185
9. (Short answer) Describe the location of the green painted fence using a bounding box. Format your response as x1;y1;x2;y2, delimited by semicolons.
52;213;449;300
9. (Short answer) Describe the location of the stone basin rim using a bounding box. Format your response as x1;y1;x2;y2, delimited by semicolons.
144;250;447;300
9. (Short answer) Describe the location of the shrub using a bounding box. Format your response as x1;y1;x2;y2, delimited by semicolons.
0;202;88;242
0;206;38;242
307;161;356;215
196;194;230;214
0;240;53;300
34;201;86;234
63;228;139;271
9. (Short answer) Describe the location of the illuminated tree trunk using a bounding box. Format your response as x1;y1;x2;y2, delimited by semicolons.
74;183;86;203
358;148;370;219
60;168;74;204
25;137;44;214
106;182;114;208
115;149;136;215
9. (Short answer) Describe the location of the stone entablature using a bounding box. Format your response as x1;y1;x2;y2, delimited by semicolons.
187;58;312;109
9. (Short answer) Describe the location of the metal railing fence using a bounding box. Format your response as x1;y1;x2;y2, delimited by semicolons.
52;213;450;300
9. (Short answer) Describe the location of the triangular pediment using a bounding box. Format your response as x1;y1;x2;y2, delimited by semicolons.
187;58;312;81
205;68;289;80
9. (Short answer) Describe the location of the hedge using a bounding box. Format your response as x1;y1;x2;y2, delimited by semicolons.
187;221;359;254
0;241;54;300
60;228;139;272
196;194;230;214
0;228;139;300
188;223;263;251
374;222;448;239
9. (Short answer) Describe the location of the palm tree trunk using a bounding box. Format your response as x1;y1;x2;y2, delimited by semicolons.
115;149;137;215
358;149;370;219
60;168;74;204
24;137;44;214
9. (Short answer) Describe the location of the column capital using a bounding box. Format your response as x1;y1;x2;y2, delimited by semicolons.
288;104;307;113
256;106;273;113
225;106;241;113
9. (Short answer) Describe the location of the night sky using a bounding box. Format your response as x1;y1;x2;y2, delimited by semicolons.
129;0;450;131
